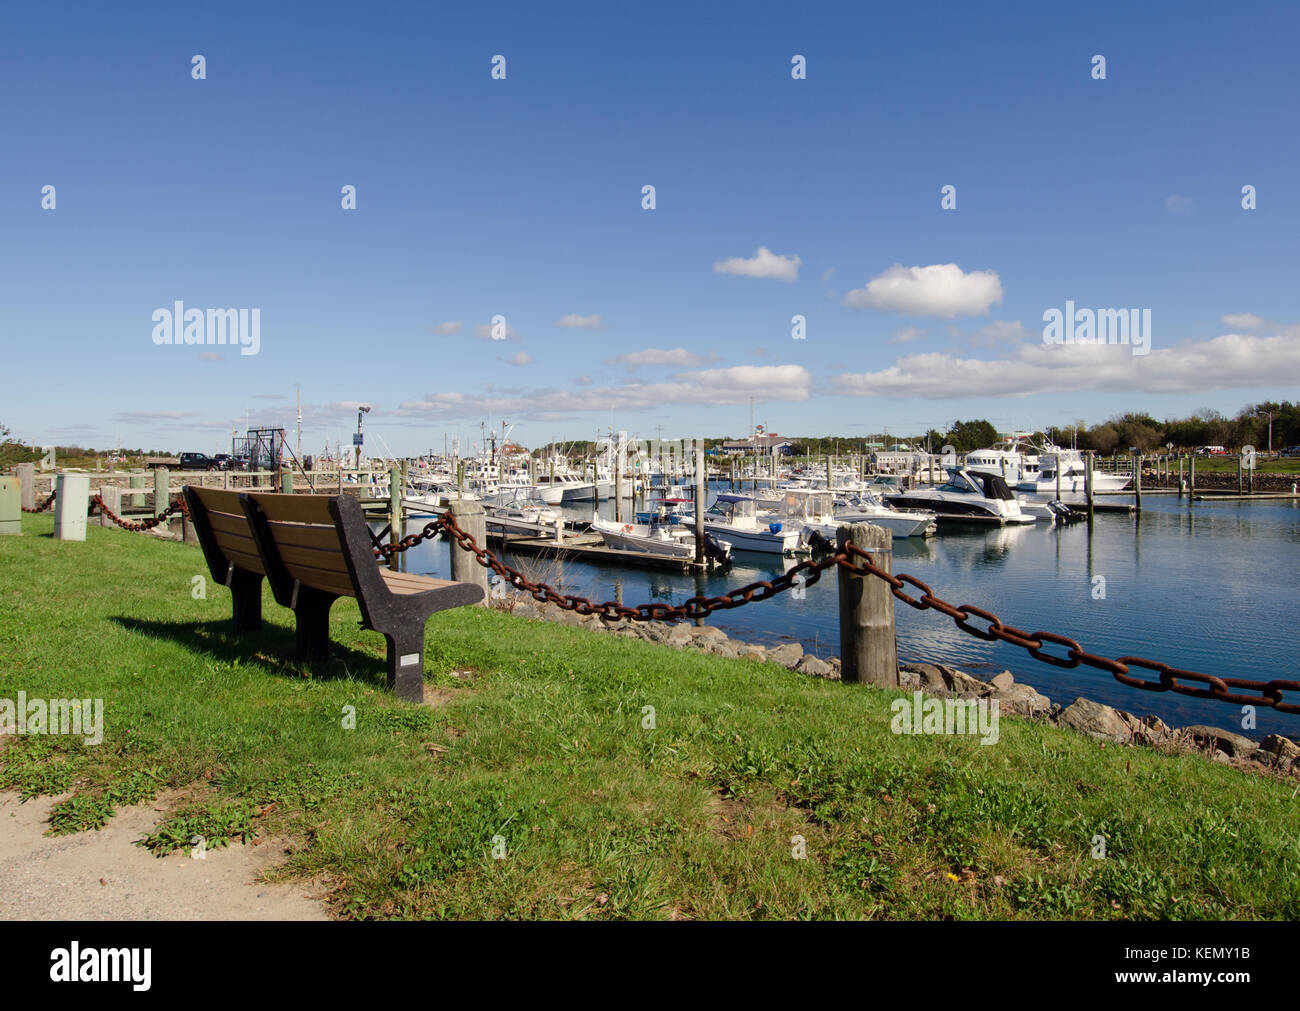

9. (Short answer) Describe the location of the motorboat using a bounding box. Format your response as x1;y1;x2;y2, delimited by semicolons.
693;494;805;555
884;468;1036;525
482;487;561;537
801;489;937;542
592;506;731;565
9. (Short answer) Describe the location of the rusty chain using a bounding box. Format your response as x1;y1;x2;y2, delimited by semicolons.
21;491;57;513
89;493;189;531
374;511;1300;715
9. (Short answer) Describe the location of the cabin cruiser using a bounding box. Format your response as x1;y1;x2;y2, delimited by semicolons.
884;468;1036;525
693;493;805;555
964;446;1040;486
403;476;479;516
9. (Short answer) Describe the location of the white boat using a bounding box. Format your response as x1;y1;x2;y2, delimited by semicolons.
592;512;732;564
1019;447;1132;498
802;490;937;541
885;469;1036;525
964;444;1041;486
694;494;805;555
482;487;561;536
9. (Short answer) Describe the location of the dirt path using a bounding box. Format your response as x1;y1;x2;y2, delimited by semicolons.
0;791;331;920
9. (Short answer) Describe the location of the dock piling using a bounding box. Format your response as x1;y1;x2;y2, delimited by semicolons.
836;522;897;688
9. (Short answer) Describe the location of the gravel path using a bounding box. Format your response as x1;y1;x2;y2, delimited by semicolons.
0;790;330;920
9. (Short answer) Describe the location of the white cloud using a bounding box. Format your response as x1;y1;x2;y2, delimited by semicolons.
1221;312;1263;330
821;267;836;283
1165;194;1193;214
713;246;802;282
556;313;602;329
508;351;533;366
395;365;812;421
890;326;926;344
428;320;462;336
831;332;1300;399
605;347;714;368
845;263;1003;317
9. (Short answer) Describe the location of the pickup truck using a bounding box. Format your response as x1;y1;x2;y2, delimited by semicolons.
179;452;222;471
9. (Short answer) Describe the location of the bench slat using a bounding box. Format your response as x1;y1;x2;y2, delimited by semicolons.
282;562;356;598
266;522;345;551
250;493;335;525
275;542;351;575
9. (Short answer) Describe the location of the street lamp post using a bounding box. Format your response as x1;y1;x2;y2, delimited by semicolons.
355;405;371;471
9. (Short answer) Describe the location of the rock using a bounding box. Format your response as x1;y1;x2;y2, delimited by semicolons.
943;667;989;694
901;663;947;691
709;640;742;659
989;670;1015;692
1211;750;1231;764
795;655;833;678
897;668;921;690
556;608;587;628
990;683;1051;717
513;601;540;620
691;626;727;642
767;642;804;669
1058;698;1133;744
666;624;695;648
1129;714;1171;746
639;623;672;645
738;644;767;662
1251;734;1300;770
1183;724;1259;759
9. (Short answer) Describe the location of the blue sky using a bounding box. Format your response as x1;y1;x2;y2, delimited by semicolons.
2;1;1297;456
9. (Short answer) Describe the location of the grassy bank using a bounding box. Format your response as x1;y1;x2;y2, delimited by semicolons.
1;514;1297;920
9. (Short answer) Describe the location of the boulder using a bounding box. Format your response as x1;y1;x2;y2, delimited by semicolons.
639;623;672;645
795;655;833;679
1058;698;1133;744
990;683;1051;718
943;667;990;694
556;608;587;628
901;662;947;692
989;670;1015;692
1251;734;1300;771
666;624;696;648
738;644;767;662
1183;724;1259;759
707;639;741;659
897;668;921;690
513;600;540;620
691;626;728;642
1127;714;1172;747
767;642;804;669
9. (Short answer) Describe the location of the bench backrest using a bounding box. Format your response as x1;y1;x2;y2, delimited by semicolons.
239;492;358;602
184;486;266;583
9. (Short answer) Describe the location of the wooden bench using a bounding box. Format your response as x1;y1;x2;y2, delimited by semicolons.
183;486;266;635
183;486;484;701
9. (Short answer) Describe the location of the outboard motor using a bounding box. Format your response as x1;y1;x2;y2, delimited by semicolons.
703;533;732;567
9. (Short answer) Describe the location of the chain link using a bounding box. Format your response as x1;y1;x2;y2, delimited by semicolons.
90;493;189;531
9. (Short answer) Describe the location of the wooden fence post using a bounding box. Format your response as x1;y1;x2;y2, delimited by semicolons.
16;463;34;511
153;467;169;517
99;485;121;528
448;499;490;605
837;522;898;687
53;473;90;541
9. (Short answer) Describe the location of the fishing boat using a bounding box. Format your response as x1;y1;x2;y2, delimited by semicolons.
592;509;732;565
693;494;805;555
801;489;938;541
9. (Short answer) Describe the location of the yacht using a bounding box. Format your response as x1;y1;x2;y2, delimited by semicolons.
964;444;1040;486
885;468;1036;525
1020;447;1132;498
592;504;732;565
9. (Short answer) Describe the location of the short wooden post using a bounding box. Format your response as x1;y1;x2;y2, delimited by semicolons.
98;485;121;528
153;467;169;517
1189;455;1196;498
0;477;20;535
53;473;90;541
1132;451;1142;513
129;470;146;509
447;500;490;605
1178;454;1185;498
16;463;35;511
837;522;897;687
181;512;200;545
388;465;403;566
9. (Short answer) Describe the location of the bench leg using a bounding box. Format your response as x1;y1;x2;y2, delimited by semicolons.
382;628;426;703
294;588;336;665
230;571;263;636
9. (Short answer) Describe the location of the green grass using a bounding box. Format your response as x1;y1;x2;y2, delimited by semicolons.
2;513;1298;919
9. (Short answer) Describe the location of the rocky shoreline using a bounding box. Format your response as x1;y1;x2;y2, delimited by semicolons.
502;595;1300;781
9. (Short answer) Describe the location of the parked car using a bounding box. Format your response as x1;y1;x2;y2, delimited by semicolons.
178;452;221;471
212;453;234;471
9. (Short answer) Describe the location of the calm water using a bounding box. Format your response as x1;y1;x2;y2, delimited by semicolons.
394;490;1300;740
